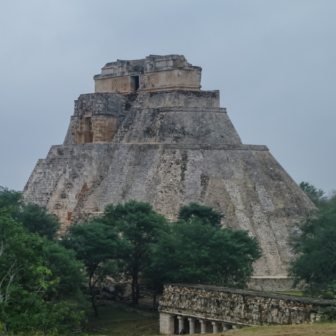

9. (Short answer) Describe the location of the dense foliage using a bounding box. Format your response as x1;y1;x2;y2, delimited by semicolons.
290;182;336;298
0;186;86;335
1;183;264;326
0;207;85;335
178;202;223;228
0;187;60;240
300;181;325;205
149;217;261;288
100;201;167;304
79;201;261;308
61;221;129;317
16;203;60;240
44;240;86;303
0;186;22;209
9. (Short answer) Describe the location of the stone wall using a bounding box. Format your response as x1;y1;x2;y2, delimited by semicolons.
23;143;110;231
94;55;201;94
158;284;334;333
64;92;127;145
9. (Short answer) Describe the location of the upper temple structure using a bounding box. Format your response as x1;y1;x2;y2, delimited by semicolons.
94;55;202;94
23;55;316;291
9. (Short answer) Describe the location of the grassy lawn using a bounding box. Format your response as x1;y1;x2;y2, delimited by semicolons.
85;306;159;336
178;324;336;336
84;307;336;336
228;323;336;336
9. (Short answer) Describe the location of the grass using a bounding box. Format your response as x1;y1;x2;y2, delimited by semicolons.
227;323;336;336
84;307;336;336
85;306;159;336
271;291;304;296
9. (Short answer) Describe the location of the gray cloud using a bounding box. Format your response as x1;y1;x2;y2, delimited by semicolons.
0;0;335;194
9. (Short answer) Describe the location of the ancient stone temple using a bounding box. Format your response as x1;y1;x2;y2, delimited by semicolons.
23;55;315;290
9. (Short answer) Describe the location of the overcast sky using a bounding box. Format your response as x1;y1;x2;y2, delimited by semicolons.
0;0;335;195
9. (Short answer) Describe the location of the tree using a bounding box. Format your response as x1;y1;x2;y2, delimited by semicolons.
101;201;167;304
43;239;87;303
289;198;336;297
0;185;60;240
300;181;325;206
0;186;22;209
141;260;167;310
179;202;223;228
0;207;45;333
61;221;128;317
149;217;261;288
16;203;60;240
0;207;84;335
6;300;85;336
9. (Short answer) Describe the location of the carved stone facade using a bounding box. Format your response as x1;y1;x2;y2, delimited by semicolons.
94;55;201;94
23;55;316;289
159;284;334;334
68;93;125;144
74;116;117;144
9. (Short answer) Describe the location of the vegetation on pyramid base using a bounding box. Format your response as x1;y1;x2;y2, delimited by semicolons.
290;183;336;299
0;207;86;335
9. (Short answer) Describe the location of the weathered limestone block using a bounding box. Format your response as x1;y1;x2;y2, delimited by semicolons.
159;313;175;335
64;93;127;145
94;55;201;94
23;144;110;231
159;284;334;333
247;276;297;291
23;55;316;287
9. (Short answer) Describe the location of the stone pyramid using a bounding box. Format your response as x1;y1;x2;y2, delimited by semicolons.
23;55;315;290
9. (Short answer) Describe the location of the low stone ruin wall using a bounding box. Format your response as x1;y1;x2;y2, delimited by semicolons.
158;284;335;334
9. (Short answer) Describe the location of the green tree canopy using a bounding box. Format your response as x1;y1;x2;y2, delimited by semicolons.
0;207;84;334
149;217;261;288
0;208;46;327
0;185;60;240
0;186;22;209
289;196;336;297
44;239;86;303
101;201;167;304
61;221;128;317
16;203;60;240
300;181;325;206
179;202;223;228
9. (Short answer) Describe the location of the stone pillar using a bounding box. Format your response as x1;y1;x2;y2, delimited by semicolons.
159;313;175;334
212;322;218;333
188;318;195;334
222;323;229;332
199;319;206;334
177;316;185;334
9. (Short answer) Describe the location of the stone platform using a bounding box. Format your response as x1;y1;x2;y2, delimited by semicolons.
159;284;334;334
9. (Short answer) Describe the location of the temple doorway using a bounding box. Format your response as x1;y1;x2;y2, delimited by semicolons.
83;117;93;143
131;76;140;92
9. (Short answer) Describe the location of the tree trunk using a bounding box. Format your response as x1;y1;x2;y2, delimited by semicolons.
135;273;140;304
89;274;99;318
91;293;98;318
153;288;157;310
131;276;135;305
132;270;139;305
